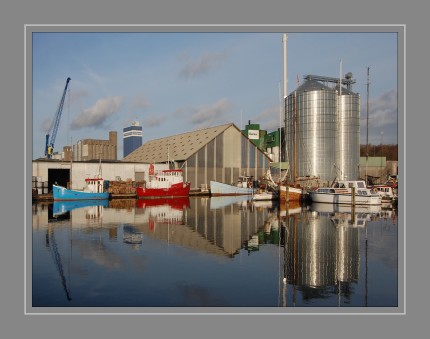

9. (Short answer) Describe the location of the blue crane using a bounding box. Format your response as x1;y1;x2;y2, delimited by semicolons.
45;77;71;159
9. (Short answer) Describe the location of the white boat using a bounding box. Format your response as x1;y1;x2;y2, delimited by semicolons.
252;189;279;201
371;184;398;203
210;175;256;196
309;180;382;205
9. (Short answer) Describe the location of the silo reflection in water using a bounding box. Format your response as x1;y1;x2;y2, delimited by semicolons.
286;211;337;288
334;219;360;283
285;210;362;292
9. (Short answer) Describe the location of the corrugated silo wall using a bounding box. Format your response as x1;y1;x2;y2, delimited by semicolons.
337;92;360;180
285;88;338;182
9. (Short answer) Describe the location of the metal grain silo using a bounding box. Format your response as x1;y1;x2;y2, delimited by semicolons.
336;85;360;181
285;79;338;182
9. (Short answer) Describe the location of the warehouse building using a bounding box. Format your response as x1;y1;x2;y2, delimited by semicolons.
123;123;272;189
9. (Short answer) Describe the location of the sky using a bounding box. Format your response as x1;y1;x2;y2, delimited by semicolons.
31;30;399;160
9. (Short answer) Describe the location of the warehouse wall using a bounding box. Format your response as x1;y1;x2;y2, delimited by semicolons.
184;125;270;189
32;161;168;191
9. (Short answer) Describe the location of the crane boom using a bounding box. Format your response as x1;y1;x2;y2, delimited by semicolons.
45;77;71;158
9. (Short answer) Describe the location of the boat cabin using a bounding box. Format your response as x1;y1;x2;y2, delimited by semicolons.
84;177;105;193
334;180;367;189
237;175;255;188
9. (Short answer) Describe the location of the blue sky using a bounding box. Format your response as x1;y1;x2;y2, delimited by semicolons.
31;31;398;159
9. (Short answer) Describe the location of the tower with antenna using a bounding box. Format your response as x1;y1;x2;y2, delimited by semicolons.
123;121;143;158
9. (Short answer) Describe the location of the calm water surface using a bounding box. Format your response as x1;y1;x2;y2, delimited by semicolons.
31;197;398;309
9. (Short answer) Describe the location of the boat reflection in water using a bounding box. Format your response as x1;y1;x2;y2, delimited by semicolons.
32;195;397;308
52;199;109;218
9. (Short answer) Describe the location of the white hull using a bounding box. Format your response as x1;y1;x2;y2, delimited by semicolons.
309;191;381;205
252;191;279;201
309;180;382;206
210;181;256;196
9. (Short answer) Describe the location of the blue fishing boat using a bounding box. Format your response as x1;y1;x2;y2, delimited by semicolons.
52;177;110;201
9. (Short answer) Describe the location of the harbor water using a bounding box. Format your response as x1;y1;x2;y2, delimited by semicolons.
31;197;398;309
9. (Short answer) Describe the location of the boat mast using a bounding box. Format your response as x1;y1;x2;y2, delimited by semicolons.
293;91;297;182
283;33;292;182
365;67;370;185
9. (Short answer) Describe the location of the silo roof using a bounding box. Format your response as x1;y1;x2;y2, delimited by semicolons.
122;123;235;163
334;85;358;95
294;79;334;93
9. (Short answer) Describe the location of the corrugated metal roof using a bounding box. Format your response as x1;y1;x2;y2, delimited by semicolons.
122;123;235;163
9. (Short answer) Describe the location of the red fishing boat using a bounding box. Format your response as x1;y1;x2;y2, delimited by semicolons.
136;165;191;198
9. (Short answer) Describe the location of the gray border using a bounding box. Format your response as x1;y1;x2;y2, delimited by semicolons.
26;25;404;316
2;0;420;333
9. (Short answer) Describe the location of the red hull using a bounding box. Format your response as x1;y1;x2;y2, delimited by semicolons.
136;182;191;199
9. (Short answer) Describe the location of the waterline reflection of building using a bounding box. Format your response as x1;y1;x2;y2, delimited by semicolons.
36;196;274;259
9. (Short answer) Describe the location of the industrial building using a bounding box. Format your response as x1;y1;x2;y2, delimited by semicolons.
123;121;143;158
72;131;118;161
241;121;284;162
285;74;360;183
31;160;168;194
123;123;272;189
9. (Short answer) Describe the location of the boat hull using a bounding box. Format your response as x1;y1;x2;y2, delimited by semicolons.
210;181;255;196
53;185;109;201
288;186;302;202
309;191;381;205
136;182;191;198
252;192;279;201
279;185;303;202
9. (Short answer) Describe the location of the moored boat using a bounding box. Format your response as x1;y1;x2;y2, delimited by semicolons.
309;180;382;205
52;177;110;201
371;184;398;203
210;175;257;196
252;189;279;201
136;166;191;199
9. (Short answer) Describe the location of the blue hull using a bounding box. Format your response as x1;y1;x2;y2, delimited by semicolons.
53;185;109;201
53;199;109;216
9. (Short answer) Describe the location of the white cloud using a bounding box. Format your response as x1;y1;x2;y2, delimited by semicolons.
367;89;397;128
143;115;166;128
131;94;151;112
252;104;280;132
360;89;398;144
70;96;123;130
179;50;228;79
190;98;232;128
40;117;52;134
